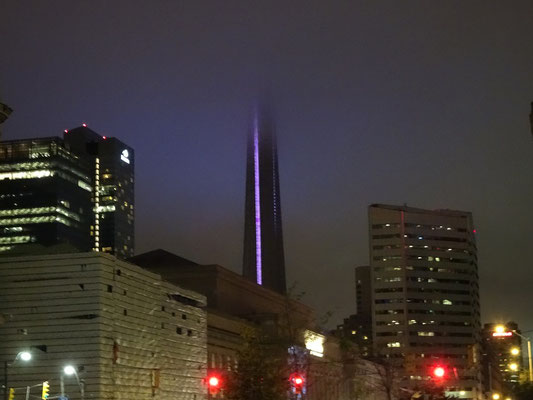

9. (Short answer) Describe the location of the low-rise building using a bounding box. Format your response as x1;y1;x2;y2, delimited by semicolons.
0;252;207;400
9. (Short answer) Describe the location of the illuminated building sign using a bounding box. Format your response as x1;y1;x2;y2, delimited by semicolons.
304;330;325;358
121;149;130;164
492;331;513;337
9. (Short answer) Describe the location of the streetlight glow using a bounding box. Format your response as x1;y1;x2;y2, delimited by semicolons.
19;351;31;361
509;363;518;371
494;325;505;333
64;365;76;376
511;347;520;356
492;394;501;400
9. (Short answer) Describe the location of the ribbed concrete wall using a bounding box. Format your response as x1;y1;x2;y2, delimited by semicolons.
0;252;207;400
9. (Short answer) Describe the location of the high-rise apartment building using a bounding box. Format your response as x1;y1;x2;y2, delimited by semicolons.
0;125;134;259
369;204;482;399
242;108;286;293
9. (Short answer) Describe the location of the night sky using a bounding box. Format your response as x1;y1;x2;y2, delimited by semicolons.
2;1;533;331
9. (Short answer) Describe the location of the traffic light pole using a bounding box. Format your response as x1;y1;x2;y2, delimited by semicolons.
4;361;8;400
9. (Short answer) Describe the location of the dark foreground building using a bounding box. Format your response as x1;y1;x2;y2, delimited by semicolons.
242;107;286;293
481;322;523;398
0;126;134;258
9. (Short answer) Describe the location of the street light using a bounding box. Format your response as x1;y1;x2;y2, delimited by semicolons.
512;330;533;383
495;325;506;334
509;363;518;371
3;351;32;400
60;365;84;400
511;347;520;356
492;393;501;400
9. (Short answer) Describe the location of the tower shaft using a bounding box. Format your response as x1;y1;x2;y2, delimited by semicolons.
243;109;286;293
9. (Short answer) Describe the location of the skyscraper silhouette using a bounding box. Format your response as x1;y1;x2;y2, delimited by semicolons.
243;106;286;293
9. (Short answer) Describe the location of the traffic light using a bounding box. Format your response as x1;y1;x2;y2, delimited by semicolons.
206;374;221;396
41;381;50;400
289;373;305;394
432;366;447;381
8;388;15;400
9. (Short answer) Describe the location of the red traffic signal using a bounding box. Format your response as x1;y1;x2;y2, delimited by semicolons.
290;373;305;394
432;366;447;380
207;374;221;395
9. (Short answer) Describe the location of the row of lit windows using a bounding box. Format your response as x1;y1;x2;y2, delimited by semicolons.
406;277;470;285
373;233;469;243
375;255;470;264
374;266;473;275
372;223;467;232
376;320;471;327
0;159;90;181
0;215;73;227
0;235;34;244
376;309;472;316
408;331;472;337
0;206;81;222
375;299;468;306
373;244;471;254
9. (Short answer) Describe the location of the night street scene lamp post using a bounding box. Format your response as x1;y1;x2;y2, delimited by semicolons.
511;330;533;383
61;365;84;400
3;351;31;400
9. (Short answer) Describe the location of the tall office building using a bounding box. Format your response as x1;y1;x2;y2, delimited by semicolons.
65;126;134;259
0;125;134;259
242;107;286;293
369;204;482;399
0;137;93;253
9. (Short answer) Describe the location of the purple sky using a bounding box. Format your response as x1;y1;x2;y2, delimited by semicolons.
2;1;533;331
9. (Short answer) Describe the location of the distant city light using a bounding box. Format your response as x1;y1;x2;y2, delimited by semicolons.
82;123;87;127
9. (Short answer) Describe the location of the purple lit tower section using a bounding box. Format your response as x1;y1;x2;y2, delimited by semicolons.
243;107;286;294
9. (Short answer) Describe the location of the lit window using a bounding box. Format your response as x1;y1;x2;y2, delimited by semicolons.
442;299;452;305
387;342;401;348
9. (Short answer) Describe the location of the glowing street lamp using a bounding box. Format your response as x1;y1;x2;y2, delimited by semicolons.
509;363;518;372
511;347;520;356
60;365;84;400
494;325;506;334
492;393;501;400
3;351;32;400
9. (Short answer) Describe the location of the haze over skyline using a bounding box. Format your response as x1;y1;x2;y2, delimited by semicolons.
1;1;532;329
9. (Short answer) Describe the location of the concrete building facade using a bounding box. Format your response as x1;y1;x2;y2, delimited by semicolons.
131;249;364;400
0;252;207;400
369;204;482;399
